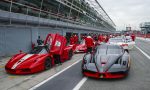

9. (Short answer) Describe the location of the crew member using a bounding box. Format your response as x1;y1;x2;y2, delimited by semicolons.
131;34;136;41
31;43;35;49
74;34;78;44
81;35;86;40
70;35;75;45
105;35;109;43
85;35;94;53
98;34;103;43
37;36;43;45
93;34;98;41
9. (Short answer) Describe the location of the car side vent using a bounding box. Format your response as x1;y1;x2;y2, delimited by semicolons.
115;57;122;64
123;61;126;65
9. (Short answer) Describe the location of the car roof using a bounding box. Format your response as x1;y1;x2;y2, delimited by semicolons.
109;38;123;40
97;44;122;49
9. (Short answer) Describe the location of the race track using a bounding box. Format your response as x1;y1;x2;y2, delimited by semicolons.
33;39;150;90
80;39;150;90
0;39;150;90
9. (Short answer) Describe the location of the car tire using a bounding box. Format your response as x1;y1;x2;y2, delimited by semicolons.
45;57;52;70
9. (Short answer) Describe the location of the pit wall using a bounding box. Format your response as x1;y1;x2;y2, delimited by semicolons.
0;26;99;57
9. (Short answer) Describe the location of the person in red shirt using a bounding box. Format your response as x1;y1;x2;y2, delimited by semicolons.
83;35;87;40
74;34;78;44
85;36;94;53
131;34;136;41
31;43;35;50
98;34;103;42
70;35;75;45
105;35;110;43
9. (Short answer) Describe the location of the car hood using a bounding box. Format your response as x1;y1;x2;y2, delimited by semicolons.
76;44;86;49
109;42;125;45
6;53;47;69
96;54;122;72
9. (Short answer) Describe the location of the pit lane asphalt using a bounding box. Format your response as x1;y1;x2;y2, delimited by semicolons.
34;60;83;90
34;39;150;90
1;39;150;90
0;54;84;90
79;39;150;90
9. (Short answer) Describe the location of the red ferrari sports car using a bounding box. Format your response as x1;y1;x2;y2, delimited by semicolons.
5;33;73;74
74;40;87;53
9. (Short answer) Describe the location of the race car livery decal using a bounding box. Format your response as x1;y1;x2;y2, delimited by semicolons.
55;41;61;47
11;54;33;69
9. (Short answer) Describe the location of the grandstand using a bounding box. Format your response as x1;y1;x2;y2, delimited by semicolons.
140;22;150;34
0;0;116;56
0;0;115;31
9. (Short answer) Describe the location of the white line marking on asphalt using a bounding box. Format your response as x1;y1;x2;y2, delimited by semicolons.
73;77;87;90
29;59;82;90
135;45;150;59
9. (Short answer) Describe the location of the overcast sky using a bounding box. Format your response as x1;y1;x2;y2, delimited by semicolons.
99;0;150;30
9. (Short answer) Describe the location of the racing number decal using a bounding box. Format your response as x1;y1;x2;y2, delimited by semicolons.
55;41;61;47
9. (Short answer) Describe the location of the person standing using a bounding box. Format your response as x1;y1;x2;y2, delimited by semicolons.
37;36;43;45
98;34;103;43
70;35;75;45
105;35;110;43
85;35;94;53
131;33;136;41
74;34;78;44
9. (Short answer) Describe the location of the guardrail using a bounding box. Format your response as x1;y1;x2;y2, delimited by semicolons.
136;34;150;38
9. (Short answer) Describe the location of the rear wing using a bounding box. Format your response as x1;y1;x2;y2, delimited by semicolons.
44;33;67;55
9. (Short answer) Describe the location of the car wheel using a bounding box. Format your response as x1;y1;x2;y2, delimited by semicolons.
68;50;73;60
127;63;130;72
45;57;52;70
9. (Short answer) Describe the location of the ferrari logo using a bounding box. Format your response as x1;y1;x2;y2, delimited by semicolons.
55;41;61;47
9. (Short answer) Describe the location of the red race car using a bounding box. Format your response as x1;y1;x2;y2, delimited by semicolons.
74;40;87;53
5;33;73;74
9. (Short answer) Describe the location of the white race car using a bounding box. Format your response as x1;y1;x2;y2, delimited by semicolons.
108;37;135;50
124;36;135;49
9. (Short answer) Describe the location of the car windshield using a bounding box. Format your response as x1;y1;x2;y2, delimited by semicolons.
109;38;124;43
30;45;48;54
96;45;123;55
107;48;123;54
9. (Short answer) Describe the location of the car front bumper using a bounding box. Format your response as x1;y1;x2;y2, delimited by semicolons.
82;70;128;79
